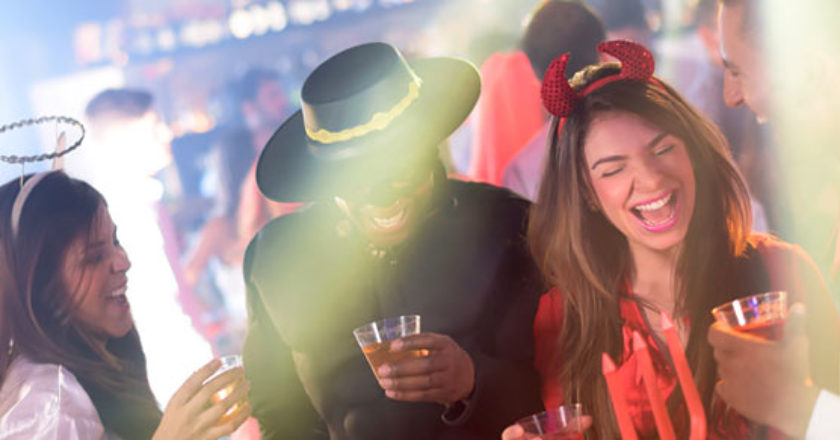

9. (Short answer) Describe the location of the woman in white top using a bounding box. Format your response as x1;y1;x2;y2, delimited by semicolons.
0;171;250;439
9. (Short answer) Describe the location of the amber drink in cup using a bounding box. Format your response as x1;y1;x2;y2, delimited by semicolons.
205;354;245;425
712;291;787;340
353;315;424;379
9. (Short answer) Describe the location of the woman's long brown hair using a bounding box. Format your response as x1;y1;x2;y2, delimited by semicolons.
0;172;161;439
528;64;753;438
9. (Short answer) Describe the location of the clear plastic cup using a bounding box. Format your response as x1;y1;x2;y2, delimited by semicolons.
517;404;585;439
711;291;788;340
353;315;423;378
205;354;244;425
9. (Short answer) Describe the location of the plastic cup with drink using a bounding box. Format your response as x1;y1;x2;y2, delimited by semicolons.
204;354;246;425
353;314;426;379
711;291;788;340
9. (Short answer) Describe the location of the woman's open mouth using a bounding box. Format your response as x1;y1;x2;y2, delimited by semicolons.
631;192;679;233
106;285;129;308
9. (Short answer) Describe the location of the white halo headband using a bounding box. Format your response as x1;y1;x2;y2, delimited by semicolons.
0;115;86;238
11;172;50;238
0;116;85;165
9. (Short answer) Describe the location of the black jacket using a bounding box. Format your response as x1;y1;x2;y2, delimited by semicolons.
243;179;545;439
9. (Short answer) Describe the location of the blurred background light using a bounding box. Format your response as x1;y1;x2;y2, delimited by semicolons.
265;2;288;32
156;27;177;51
250;5;271;36
229;8;254;39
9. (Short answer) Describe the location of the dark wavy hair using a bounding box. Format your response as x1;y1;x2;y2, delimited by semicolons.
528;63;752;438
0;171;161;439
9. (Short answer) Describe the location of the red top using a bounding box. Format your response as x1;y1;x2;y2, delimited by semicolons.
468;51;545;185
534;287;678;435
534;235;840;437
534;267;794;438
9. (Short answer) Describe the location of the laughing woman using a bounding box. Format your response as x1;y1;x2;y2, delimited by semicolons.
0;171;250;439
504;41;840;438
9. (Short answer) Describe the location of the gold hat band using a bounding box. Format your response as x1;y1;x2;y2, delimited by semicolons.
305;79;421;144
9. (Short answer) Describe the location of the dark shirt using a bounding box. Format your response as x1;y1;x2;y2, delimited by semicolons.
243;179;545;439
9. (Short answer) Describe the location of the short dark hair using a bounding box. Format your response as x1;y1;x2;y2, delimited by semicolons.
719;0;758;42
521;0;606;80
85;88;153;124
721;0;840;53
587;0;648;32
694;0;719;28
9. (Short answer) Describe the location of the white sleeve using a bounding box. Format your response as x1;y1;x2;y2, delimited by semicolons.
0;364;105;440
806;390;840;439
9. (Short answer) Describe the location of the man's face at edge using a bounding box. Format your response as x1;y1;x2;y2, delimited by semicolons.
719;1;772;123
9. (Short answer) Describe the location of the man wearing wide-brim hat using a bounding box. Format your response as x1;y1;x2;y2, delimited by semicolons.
241;42;545;440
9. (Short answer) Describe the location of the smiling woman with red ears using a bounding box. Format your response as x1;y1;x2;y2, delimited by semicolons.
502;40;840;439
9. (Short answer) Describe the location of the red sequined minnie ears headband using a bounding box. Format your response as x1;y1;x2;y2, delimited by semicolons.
540;40;657;121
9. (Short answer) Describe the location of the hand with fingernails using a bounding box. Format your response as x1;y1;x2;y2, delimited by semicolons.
152;358;252;440
708;303;818;438
376;333;475;405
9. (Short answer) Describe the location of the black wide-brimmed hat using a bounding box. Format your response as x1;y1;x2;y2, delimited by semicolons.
256;42;480;202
